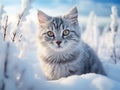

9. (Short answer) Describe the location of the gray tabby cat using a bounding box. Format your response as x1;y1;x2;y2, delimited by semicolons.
37;7;106;80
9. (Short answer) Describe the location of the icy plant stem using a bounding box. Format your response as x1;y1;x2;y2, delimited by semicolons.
112;32;117;64
1;81;5;90
2;42;9;90
17;8;26;26
2;16;8;41
12;8;26;42
110;6;118;64
4;42;9;78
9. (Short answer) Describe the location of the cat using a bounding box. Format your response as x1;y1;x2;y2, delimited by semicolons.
37;7;106;80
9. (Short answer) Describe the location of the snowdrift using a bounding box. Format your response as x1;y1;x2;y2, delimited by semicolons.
0;42;120;90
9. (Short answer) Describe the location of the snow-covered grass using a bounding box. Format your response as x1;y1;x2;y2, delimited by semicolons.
1;41;120;90
0;1;120;89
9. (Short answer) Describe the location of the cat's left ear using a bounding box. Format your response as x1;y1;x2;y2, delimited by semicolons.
37;10;51;25
64;7;78;24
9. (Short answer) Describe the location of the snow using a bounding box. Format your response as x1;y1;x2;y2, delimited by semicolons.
0;4;5;18
98;6;120;64
110;6;118;32
0;1;120;90
82;12;100;52
49;74;120;90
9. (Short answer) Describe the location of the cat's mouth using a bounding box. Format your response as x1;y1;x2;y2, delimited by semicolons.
57;45;61;48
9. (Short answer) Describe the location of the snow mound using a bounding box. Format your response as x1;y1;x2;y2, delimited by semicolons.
0;3;120;90
1;42;120;90
48;74;120;90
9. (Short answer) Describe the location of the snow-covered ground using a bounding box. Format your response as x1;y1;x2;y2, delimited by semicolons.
0;0;120;89
1;41;120;90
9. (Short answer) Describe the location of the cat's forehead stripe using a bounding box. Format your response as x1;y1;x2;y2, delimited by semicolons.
51;17;64;30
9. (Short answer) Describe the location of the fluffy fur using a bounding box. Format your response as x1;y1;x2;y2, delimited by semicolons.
37;7;106;80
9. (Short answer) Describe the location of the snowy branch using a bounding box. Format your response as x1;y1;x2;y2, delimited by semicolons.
82;11;100;52
110;6;119;64
1;42;10;90
2;15;8;41
4;42;9;78
11;11;25;42
0;4;5;21
11;0;34;42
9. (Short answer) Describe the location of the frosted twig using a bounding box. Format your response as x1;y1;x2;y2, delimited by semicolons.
110;6;119;64
1;42;10;90
0;4;5;20
11;0;34;42
112;33;117;64
18;34;23;42
4;42;9;78
2;15;8;41
1;80;5;90
12;9;26;42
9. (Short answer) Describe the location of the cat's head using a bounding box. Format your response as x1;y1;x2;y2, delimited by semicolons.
37;7;81;51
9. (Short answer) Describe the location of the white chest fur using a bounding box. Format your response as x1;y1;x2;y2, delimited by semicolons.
38;43;84;80
40;55;83;80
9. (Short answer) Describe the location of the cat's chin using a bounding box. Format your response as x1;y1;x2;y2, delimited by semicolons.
54;47;64;51
49;42;78;52
50;46;67;52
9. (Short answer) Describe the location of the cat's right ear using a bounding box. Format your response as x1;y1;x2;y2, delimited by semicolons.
64;7;78;24
37;10;51;25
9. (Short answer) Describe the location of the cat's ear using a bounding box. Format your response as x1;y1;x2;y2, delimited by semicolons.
64;7;78;23
37;10;51;24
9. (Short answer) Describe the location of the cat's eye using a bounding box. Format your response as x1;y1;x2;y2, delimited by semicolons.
47;31;54;37
63;29;70;36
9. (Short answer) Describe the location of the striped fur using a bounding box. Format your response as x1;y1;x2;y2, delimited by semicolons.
37;7;106;80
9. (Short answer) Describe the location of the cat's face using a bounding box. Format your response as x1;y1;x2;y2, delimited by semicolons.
37;7;80;51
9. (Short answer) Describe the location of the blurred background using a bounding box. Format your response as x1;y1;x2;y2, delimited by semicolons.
0;0;120;63
1;0;120;25
1;0;120;16
0;1;120;89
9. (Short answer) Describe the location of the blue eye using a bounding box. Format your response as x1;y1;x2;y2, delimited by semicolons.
63;29;70;36
47;31;54;37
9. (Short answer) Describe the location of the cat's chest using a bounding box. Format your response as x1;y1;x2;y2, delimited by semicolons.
39;49;83;80
40;55;82;80
42;62;73;79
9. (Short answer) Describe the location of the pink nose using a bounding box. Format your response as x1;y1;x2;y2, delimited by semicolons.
56;40;62;45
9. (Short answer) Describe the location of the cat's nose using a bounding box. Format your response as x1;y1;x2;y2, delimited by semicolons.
56;40;62;46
